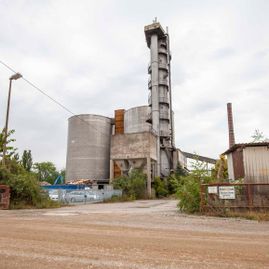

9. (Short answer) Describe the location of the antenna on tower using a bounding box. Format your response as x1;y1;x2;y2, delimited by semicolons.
153;17;157;23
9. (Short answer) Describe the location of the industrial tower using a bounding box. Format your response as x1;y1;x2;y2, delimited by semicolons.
145;20;176;177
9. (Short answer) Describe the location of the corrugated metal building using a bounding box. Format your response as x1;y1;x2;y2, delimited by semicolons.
223;142;269;183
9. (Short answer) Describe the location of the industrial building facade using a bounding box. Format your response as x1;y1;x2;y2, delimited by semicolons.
65;21;186;195
224;143;269;183
224;103;269;183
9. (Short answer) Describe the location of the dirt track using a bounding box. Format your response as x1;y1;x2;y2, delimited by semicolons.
0;200;269;269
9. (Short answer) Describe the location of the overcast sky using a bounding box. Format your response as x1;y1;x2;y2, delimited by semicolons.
0;0;268;169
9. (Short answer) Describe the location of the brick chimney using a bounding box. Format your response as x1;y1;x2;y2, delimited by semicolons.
227;103;235;148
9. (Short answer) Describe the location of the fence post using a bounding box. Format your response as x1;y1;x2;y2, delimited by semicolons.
200;184;205;213
247;184;253;210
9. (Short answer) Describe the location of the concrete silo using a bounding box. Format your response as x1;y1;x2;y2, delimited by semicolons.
66;114;112;182
124;106;151;134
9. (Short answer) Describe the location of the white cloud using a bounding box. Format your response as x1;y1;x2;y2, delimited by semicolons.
0;0;268;168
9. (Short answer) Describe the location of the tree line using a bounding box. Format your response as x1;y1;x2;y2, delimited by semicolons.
0;129;65;184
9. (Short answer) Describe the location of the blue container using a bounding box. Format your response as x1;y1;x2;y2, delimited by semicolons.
41;184;86;191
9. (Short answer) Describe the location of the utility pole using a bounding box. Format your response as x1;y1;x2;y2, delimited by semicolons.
2;73;22;166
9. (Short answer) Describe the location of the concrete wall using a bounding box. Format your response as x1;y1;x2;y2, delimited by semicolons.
110;131;157;197
111;132;157;161
124;106;151;134
177;149;187;169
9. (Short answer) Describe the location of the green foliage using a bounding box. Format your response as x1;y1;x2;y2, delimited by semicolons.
176;175;201;213
154;177;169;198
167;173;183;194
167;164;188;194
251;129;266;142
13;153;20;162
59;169;66;183
112;169;147;199
103;194;136;203
0;163;59;209
33;161;59;184
0;129;17;159
153;164;188;198
176;160;215;214
175;164;188;177
0;130;61;209
21;150;33;172
6;158;25;175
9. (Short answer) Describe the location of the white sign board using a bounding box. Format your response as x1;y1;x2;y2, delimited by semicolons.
219;186;235;200
208;186;218;194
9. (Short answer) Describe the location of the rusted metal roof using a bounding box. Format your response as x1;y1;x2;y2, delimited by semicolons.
223;142;269;155
182;151;217;164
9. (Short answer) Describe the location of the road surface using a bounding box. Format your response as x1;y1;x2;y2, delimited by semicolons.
0;200;268;268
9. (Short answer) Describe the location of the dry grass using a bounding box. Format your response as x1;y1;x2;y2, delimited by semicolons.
226;211;269;222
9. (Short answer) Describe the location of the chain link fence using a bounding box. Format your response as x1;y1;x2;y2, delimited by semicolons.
200;183;269;213
47;188;122;204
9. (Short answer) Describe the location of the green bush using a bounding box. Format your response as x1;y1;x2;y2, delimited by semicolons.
154;177;169;198
167;173;183;194
176;160;215;214
176;175;201;213
112;169;147;199
0;164;59;209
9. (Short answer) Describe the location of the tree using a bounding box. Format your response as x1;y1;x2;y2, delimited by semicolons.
33;162;59;184
176;159;215;213
211;155;228;181
13;153;20;162
251;129;267;142
21;150;33;172
59;169;66;182
0;129;17;160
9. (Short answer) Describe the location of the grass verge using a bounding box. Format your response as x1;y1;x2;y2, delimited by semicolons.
226;211;269;222
9;200;61;209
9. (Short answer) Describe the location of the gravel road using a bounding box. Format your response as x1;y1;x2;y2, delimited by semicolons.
0;200;268;269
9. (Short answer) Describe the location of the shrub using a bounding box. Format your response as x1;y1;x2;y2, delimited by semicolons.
154;177;169;198
112;169;147;199
176;175;201;213
154;164;188;198
0;164;59;209
176;160;215;213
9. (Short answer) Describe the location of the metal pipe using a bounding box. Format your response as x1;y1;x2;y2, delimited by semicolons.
166;27;175;149
150;34;161;176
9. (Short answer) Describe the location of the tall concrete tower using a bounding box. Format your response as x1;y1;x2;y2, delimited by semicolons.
145;20;175;177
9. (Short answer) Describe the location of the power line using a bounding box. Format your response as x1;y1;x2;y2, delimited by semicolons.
0;59;111;136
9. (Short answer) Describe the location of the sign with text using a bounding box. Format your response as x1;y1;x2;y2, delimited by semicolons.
219;186;235;200
208;186;218;194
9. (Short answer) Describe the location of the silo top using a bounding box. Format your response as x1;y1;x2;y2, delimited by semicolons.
68;114;112;122
124;105;151;134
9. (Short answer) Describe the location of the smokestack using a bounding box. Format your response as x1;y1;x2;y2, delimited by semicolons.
227;103;235;148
